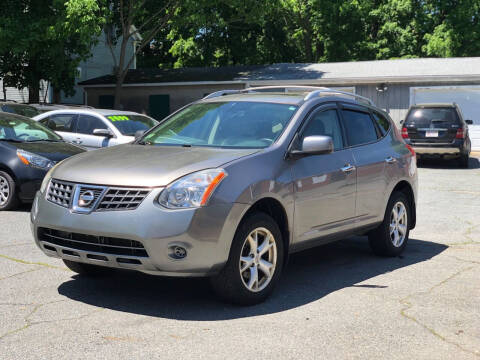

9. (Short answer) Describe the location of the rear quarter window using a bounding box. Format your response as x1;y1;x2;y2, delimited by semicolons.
372;112;391;136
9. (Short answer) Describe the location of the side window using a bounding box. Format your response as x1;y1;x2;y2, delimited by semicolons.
76;115;108;135
341;109;378;146
302;109;343;151
43;114;76;132
372;112;391;136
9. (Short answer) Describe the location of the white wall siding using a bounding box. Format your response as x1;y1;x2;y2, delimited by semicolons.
0;79;49;103
61;33;136;104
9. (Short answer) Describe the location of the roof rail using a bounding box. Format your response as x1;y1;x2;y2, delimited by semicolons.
203;90;243;99
304;89;374;105
203;85;375;106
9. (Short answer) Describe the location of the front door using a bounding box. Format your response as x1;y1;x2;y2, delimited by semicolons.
292;105;357;244
74;114;112;150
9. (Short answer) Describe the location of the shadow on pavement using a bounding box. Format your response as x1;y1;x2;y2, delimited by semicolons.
58;237;447;319
11;203;32;213
417;156;479;169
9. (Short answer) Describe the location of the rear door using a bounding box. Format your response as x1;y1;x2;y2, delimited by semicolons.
292;104;357;243
404;107;460;145
339;104;388;222
39;113;78;143
74;114;113;150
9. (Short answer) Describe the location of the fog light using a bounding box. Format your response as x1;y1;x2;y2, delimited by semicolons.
168;245;188;260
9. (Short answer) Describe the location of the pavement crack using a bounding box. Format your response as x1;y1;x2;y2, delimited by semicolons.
0;299;104;342
0;254;68;271
400;265;479;357
448;255;480;265
0;268;43;281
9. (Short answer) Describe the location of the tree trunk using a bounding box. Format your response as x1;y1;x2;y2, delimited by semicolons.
113;74;123;109
53;88;61;104
28;82;40;104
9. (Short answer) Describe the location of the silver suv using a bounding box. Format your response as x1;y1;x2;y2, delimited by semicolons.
31;87;418;305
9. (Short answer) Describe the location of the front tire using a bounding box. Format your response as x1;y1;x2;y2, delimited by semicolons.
210;212;284;305
369;191;411;257
63;259;108;276
0;171;19;211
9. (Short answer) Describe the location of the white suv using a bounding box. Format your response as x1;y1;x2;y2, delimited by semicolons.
33;109;158;150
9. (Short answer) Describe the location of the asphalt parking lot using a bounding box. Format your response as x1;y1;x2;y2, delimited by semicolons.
1;155;479;359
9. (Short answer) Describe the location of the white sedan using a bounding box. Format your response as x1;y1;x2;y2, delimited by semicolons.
33;109;158;150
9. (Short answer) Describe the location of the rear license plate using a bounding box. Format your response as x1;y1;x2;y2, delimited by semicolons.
425;131;438;137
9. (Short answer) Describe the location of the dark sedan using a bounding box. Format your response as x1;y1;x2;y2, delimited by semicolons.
0;112;85;210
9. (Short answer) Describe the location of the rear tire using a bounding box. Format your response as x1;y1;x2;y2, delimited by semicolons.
459;153;469;168
210;212;284;305
0;171;19;211
63;259;108;276
369;191;411;257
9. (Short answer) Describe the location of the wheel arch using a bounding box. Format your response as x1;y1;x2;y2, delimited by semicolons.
391;180;416;230
239;197;291;265
0;164;17;183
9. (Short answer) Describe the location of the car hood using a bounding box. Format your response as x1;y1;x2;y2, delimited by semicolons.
10;141;85;162
52;144;260;187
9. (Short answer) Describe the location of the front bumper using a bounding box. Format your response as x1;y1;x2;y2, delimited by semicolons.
31;188;248;277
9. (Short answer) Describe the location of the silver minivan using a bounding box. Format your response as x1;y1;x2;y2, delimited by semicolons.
31;87;418;305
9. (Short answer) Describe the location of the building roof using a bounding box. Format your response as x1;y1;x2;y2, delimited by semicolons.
79;57;480;87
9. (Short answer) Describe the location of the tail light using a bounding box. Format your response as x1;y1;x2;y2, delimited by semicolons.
455;128;465;139
401;127;409;139
406;144;416;157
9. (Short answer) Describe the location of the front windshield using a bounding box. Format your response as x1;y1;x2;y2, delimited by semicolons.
1;104;40;118
0;113;62;142
106;114;158;136
141;102;298;148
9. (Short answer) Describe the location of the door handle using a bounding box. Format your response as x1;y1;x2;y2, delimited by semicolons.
385;156;397;164
341;164;356;173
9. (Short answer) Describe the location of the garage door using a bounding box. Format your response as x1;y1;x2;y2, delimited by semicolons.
411;86;480;151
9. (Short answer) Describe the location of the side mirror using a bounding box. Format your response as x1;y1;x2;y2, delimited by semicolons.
465;119;473;125
399;119;404;125
134;130;146;140
93;128;114;138
290;135;334;157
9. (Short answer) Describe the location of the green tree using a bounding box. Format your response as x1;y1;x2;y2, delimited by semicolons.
0;0;103;103
423;0;480;57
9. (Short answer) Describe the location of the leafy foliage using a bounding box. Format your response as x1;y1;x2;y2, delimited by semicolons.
139;0;480;68
0;0;103;102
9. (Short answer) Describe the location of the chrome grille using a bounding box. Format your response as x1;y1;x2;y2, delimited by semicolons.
45;179;150;212
98;188;150;211
46;180;73;208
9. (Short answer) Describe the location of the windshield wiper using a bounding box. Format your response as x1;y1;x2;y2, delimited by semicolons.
0;138;25;143
25;139;63;143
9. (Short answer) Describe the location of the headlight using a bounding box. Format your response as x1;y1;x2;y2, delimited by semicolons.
17;150;55;171
158;169;227;209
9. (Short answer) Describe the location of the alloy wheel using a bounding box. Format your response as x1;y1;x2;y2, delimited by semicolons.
0;175;10;206
390;201;408;247
239;227;277;292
